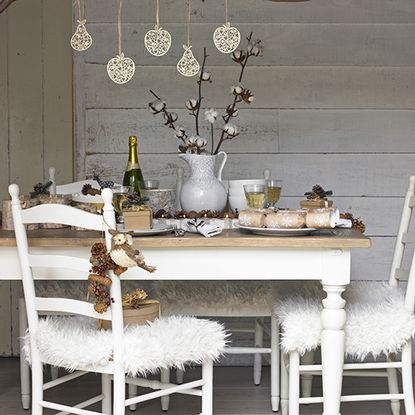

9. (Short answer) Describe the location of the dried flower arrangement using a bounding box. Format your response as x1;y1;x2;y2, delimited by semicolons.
148;33;263;155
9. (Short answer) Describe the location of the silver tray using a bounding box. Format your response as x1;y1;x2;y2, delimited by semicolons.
236;223;317;237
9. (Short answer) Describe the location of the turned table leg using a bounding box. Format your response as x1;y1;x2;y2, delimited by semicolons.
321;283;346;415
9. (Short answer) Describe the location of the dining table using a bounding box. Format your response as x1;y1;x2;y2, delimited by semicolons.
0;227;371;415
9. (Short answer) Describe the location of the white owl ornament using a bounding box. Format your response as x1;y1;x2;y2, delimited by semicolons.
109;230;156;273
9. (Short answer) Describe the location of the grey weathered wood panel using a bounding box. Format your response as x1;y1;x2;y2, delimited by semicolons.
43;0;74;184
279;110;415;154
352;237;395;281
85;153;415;197
85;0;415;24
0;12;9;202
86;109;278;154
84;23;415;67
7;0;44;195
84;65;415;110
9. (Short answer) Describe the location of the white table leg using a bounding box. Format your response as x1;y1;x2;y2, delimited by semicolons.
321;284;346;415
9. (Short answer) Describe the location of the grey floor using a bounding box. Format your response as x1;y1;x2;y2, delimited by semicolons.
0;358;407;414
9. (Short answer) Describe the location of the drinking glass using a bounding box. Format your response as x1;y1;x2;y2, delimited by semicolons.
112;185;130;212
244;184;266;209
141;180;160;190
267;180;283;207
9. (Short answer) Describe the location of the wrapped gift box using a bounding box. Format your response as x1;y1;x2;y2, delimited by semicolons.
123;206;153;230
300;199;333;209
101;300;160;329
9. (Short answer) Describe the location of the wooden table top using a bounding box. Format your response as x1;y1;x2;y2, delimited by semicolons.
0;228;371;249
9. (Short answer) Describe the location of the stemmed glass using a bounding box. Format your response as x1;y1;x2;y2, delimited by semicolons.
266;180;283;207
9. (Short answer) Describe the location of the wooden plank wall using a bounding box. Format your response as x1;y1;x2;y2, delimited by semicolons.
76;0;415;282
0;0;73;355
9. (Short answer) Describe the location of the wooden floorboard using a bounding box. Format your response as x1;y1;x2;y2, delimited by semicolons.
0;358;406;414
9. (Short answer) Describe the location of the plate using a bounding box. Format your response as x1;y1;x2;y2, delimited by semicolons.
128;224;174;236
236;223;317;236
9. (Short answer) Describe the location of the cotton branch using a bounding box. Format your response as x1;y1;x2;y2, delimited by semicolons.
0;0;18;13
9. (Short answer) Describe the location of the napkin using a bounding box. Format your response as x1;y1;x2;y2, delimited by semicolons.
180;218;224;237
335;218;352;228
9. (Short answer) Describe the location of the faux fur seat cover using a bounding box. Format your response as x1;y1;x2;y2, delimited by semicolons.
25;315;227;376
152;281;313;317
275;282;415;359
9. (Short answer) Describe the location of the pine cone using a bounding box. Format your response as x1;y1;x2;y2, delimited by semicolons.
352;218;366;233
94;301;109;314
88;274;112;286
88;281;104;297
91;242;106;256
306;191;321;201
312;184;325;197
82;184;92;195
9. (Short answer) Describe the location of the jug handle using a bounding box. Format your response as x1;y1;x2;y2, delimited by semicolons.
217;151;227;182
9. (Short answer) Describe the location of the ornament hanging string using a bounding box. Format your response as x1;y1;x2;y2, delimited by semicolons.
117;0;123;55
155;0;160;29
187;0;191;46
74;0;85;22
225;0;228;23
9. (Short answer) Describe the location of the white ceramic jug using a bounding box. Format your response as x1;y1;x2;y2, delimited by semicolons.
178;152;228;212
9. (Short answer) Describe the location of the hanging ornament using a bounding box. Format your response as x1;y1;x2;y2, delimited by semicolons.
177;0;200;77
177;45;200;77
213;0;240;54
70;0;92;51
144;0;172;57
107;0;135;84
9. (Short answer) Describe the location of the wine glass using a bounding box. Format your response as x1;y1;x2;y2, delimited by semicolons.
267;180;283;207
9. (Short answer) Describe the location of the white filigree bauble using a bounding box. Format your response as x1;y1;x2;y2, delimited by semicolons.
70;20;93;52
106;52;136;84
177;45;200;77
213;22;240;54
144;26;172;57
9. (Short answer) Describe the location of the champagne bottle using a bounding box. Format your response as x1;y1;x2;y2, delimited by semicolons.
123;136;145;195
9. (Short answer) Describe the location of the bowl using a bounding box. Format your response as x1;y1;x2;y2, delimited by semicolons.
229;195;249;214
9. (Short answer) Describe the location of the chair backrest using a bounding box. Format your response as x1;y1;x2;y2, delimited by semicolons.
48;167;99;196
8;184;125;365
388;176;415;311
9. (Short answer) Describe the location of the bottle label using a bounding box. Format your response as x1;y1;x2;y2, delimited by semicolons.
126;162;139;171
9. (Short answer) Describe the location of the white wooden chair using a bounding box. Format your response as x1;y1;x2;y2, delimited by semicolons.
10;184;227;415
276;176;415;415
152;281;280;411
48;167;99;195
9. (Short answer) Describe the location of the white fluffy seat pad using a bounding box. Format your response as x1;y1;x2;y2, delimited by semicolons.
152;281;300;316
26;315;227;376
275;282;415;359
